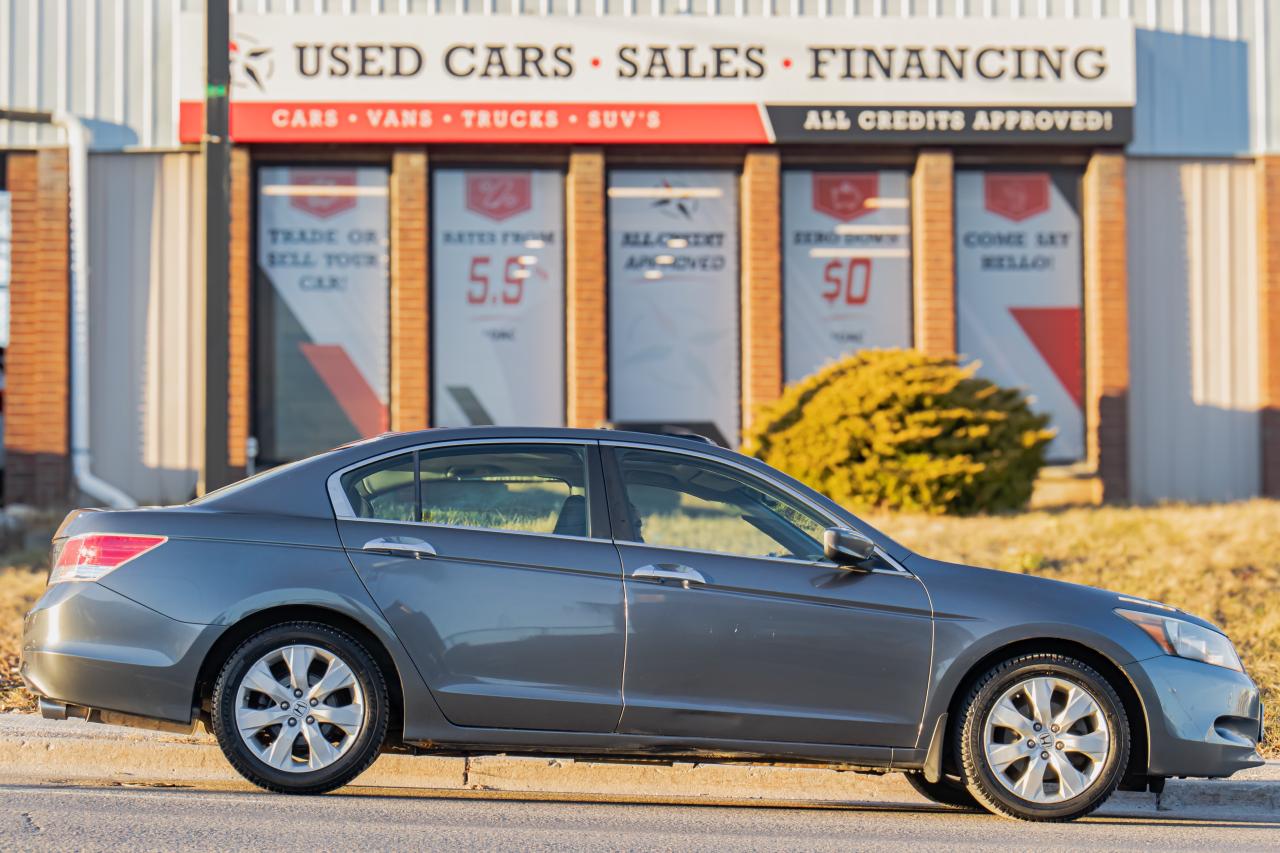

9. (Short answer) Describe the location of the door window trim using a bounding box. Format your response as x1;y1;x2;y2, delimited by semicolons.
600;439;910;576
327;438;611;541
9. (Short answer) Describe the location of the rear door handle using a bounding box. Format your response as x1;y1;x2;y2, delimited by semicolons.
630;563;707;587
362;536;437;559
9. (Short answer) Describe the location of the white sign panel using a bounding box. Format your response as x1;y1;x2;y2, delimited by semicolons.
433;169;566;427
608;170;740;446
956;169;1084;462
0;191;9;349
179;14;1135;145
783;170;911;382
257;166;390;462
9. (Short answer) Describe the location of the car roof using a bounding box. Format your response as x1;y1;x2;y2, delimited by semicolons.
191;426;911;561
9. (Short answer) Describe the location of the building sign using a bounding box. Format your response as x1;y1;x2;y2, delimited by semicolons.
256;165;390;463
179;15;1134;145
0;191;9;348
956;169;1084;462
782;170;911;381
608;170;739;446
433;169;566;427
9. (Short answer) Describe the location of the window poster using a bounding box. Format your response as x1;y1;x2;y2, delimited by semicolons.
956;169;1084;462
782;170;911;382
607;170;740;446
432;169;566;427
256;165;390;463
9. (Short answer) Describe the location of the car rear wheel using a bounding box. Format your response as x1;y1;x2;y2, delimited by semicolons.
211;622;389;794
958;653;1129;822
903;771;980;810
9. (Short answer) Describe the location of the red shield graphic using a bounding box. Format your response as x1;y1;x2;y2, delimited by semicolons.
466;173;532;222
984;173;1051;222
812;173;878;222
288;170;357;219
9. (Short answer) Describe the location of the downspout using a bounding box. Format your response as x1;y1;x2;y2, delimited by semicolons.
51;111;136;509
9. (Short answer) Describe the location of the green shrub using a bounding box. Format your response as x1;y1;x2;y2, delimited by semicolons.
742;349;1054;515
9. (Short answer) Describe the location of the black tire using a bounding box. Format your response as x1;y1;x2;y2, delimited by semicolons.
904;771;981;810
958;653;1129;822
211;621;389;794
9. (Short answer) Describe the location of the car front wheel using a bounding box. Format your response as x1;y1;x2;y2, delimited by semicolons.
958;653;1129;821
211;621;389;794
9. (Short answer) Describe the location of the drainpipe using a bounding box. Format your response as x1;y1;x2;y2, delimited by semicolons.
51;111;137;509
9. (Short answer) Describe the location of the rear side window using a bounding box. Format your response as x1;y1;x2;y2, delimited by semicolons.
340;454;416;522
340;444;591;537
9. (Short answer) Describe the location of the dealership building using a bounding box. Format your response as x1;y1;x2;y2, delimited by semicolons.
0;0;1277;509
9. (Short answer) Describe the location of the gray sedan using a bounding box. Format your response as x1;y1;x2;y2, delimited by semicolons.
20;427;1264;821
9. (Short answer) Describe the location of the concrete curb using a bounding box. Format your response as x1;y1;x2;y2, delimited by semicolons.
2;713;1275;817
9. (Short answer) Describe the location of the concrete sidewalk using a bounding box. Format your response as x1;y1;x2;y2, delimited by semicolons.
2;712;1275;819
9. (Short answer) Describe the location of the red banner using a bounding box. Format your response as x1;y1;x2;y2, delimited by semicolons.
178;101;770;144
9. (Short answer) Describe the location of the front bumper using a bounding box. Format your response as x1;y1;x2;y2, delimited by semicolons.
21;581;223;724
1123;654;1264;778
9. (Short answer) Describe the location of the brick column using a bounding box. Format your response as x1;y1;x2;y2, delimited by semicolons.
4;150;71;506
912;149;956;356
1259;155;1280;497
1082;151;1130;502
740;149;783;432
565;148;608;429
390;148;430;431
226;146;251;474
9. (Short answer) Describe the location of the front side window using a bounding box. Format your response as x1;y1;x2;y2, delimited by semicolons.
341;444;591;537
614;448;829;560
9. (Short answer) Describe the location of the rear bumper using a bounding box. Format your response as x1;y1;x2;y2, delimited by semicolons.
1124;654;1265;778
20;581;223;724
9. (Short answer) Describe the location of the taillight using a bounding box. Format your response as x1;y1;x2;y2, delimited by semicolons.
48;534;168;585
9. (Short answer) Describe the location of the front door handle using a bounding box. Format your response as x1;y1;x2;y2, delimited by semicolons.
362;536;437;559
630;563;707;588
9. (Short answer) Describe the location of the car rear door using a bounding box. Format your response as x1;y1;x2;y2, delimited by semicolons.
604;443;933;748
333;440;625;733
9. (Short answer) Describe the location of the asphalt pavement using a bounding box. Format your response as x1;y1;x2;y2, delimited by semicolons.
3;777;1279;852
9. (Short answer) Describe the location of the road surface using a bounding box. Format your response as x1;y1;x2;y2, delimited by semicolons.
2;779;1277;852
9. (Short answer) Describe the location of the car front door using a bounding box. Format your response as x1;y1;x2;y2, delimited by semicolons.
334;441;625;733
606;444;933;748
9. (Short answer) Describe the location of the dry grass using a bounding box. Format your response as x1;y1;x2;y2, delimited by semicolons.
0;550;49;713
0;501;1275;754
864;500;1280;754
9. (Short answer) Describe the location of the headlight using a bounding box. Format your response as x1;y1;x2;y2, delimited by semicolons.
1116;608;1243;672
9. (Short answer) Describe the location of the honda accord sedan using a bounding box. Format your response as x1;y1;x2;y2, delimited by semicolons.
21;427;1264;821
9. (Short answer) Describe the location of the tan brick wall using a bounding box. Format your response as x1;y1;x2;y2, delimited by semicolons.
390;148;430;431
1259;155;1280;497
1083;151;1130;502
227;147;251;472
740;149;783;431
912;149;956;357
566;148;608;429
4;150;71;506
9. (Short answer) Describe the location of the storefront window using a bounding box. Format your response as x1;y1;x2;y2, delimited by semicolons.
607;169;740;447
955;168;1084;463
431;169;566;427
782;169;912;382
254;165;390;465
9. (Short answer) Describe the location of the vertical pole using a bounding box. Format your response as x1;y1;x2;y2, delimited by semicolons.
202;0;232;492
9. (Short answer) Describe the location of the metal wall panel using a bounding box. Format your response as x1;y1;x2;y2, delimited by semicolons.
87;151;205;505
3;0;1275;154
1127;157;1260;504
0;0;182;150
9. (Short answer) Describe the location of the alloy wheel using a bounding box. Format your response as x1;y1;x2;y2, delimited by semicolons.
981;675;1111;804
234;643;366;773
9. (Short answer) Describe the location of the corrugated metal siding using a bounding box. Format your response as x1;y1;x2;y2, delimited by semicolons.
0;0;182;149
1127;157;1260;504
2;0;1275;154
87;151;205;505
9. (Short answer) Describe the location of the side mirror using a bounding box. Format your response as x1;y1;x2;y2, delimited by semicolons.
823;527;877;567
